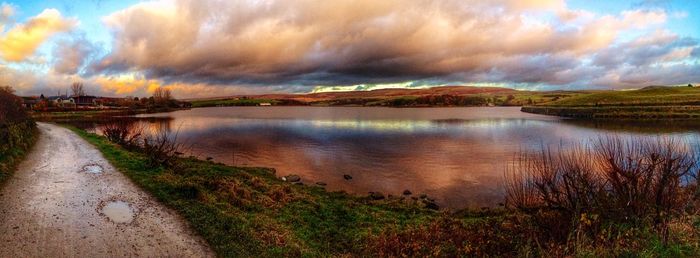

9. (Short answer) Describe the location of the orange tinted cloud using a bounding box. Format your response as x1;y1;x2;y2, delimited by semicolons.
92;75;265;98
0;9;76;62
93;75;161;96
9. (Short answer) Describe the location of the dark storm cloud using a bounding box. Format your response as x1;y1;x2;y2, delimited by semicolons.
90;0;691;90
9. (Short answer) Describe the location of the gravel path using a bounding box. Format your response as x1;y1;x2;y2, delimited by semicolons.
0;123;214;257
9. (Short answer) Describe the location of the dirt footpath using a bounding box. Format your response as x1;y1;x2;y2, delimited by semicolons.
0;123;214;257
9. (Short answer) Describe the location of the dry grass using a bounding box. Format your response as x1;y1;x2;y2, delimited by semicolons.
505;136;699;246
101;119;187;168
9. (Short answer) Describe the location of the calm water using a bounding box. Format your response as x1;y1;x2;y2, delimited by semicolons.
97;106;700;208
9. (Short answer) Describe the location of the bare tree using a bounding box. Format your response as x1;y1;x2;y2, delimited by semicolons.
0;85;14;93
153;87;173;105
163;88;172;101
153;87;163;100
71;82;85;97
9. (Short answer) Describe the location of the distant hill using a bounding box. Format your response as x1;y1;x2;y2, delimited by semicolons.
277;86;518;102
185;86;518;102
186;85;582;108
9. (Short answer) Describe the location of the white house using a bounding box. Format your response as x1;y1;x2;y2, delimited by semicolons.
47;95;75;107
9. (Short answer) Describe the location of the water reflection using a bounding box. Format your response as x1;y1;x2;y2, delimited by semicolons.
81;107;700;208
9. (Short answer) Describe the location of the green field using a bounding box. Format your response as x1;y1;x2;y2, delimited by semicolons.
523;86;700;118
542;86;700;107
190;98;280;108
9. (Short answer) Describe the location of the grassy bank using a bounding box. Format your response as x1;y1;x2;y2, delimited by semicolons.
0;88;38;185
522;86;700;118
0;120;38;184
68;124;700;257
522;105;700;119
31;107;186;121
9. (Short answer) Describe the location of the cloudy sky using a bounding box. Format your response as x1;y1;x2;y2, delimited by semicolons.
0;0;699;98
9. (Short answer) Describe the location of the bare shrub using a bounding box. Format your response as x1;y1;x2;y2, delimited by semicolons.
102;120;143;149
0;86;29;124
142;126;186;168
504;145;601;240
505;145;600;215
595;137;697;223
505;136;699;243
101;118;187;169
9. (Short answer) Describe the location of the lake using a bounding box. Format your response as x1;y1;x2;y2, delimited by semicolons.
93;106;700;208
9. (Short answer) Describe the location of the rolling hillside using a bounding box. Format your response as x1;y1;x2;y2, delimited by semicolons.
542;86;700;107
188;86;583;107
522;86;700;119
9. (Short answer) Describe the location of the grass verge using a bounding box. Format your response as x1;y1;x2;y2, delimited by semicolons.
0;121;38;185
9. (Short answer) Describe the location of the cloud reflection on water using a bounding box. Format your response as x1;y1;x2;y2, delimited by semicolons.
122;107;700;208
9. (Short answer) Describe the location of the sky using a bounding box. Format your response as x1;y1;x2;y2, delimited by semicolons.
0;0;699;98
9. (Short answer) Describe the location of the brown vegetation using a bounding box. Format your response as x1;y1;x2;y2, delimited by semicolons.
366;213;530;257
142;128;186;168
102;120;142;149
101;119;185;168
505;136;699;247
0;86;29;123
0;86;37;181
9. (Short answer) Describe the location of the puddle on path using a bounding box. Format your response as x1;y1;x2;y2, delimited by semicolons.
82;164;103;174
101;201;135;224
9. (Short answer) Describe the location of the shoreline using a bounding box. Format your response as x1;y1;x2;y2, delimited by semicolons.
522;105;700;119
30;107;188;122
